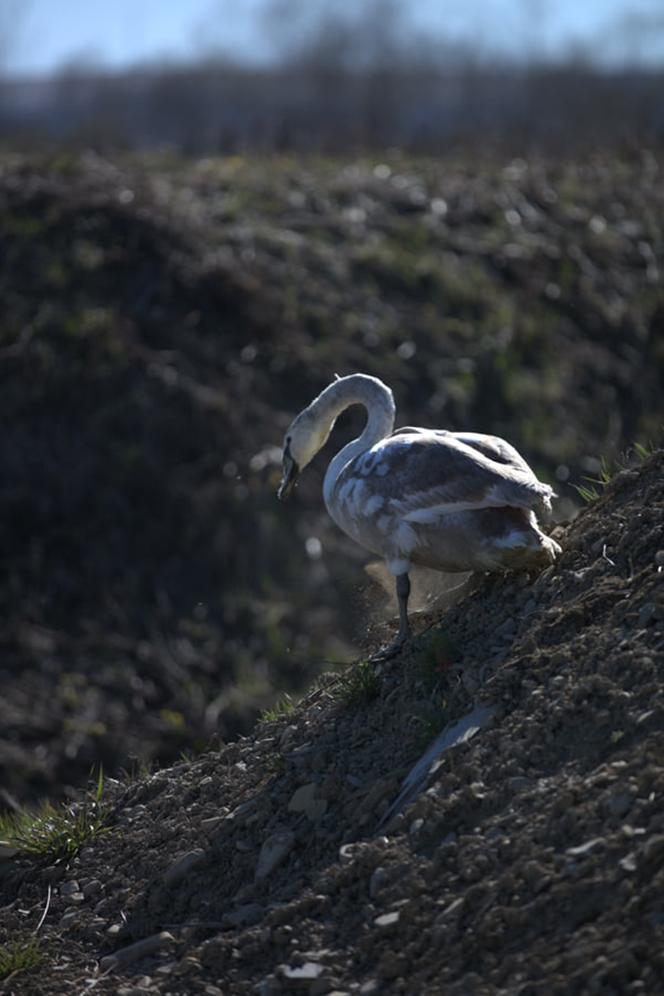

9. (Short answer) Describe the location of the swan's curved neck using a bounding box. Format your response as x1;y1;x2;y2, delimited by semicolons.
316;375;395;509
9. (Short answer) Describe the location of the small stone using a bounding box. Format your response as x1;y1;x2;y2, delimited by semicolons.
201;816;226;832
338;843;358;865
228;799;257;824
60;880;81;896
0;842;19;859
438;897;464;919
605;792;634;818
374;911;400;928
255;830;295;882
60;911;78;929
567;837;606;857
508;777;532;793
643;834;664;863
99;932;175;972
280;725;298;749
369;867;388;899
654;550;664;567
82;879;103;898
638;603;656;628
277;962;325;988
288;784;328;821
154;962;178;975
409;819;424;836
619;853;638;873
164;849;206;886
257;974;282;995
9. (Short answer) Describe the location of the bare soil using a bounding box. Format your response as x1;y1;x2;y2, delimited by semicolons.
2;450;663;995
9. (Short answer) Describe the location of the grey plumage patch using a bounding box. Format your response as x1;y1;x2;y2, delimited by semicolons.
330;428;557;574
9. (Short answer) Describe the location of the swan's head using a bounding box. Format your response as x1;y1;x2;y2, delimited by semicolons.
277;409;332;500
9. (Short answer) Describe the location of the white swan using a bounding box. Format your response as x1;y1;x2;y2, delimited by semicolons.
278;373;561;655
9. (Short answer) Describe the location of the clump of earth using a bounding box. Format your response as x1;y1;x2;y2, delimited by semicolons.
1;449;663;994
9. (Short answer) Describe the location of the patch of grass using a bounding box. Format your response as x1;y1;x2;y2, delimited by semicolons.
119;756;158;785
632;441;656;462
574;442;657;503
0;769;108;864
0;938;43;982
336;659;380;707
259;694;296;724
574;456;613;503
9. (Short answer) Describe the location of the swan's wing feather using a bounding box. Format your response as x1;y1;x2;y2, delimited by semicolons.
391;428;532;472
447;431;534;473
353;432;553;519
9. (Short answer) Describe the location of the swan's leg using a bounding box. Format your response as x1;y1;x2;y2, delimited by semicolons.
395;572;411;643
371;572;411;661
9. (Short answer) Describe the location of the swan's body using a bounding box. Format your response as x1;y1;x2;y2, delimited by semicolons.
278;374;560;654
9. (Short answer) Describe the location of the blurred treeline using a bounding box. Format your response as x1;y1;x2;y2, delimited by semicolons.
2;0;664;154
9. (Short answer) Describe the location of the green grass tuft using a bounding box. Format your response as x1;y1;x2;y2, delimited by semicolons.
573;456;613;503
259;694;296;724
573;442;657;503
0;769;109;864
336;659;380;707
0;939;43;981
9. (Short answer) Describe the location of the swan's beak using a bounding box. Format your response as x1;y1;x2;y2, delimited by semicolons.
277;455;299;500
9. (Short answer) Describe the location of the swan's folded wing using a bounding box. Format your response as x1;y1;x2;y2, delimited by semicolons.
390;428;533;474
355;432;554;521
447;431;535;475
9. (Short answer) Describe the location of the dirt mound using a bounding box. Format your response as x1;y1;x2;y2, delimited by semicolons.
1;450;662;994
2;150;664;808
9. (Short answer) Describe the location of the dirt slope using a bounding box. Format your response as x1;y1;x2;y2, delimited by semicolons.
1;450;663;995
2;150;664;806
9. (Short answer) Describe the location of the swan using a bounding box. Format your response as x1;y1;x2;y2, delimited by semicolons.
278;373;561;656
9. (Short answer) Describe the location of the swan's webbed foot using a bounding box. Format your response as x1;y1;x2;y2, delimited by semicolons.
369;572;411;662
369;629;410;662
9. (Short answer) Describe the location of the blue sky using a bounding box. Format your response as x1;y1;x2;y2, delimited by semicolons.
4;0;664;76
